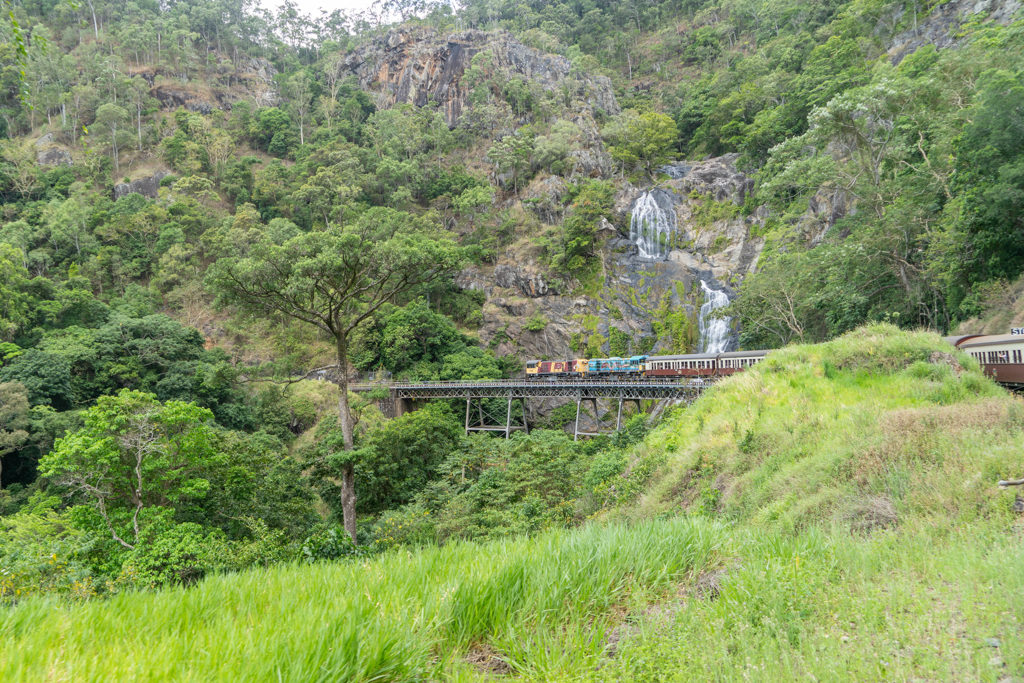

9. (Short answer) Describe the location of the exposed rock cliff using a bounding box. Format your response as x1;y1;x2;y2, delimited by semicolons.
339;28;620;128
337;31;767;361
888;0;1022;63
113;171;169;200
132;55;279;114
34;133;72;166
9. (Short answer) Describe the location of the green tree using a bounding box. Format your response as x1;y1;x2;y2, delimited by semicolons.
207;208;466;541
93;102;131;175
353;403;462;515
603;110;677;174
486;130;534;193
0;350;73;410
560;180;614;273
0;244;35;341
939;69;1024;309
39;390;219;550
0;381;29;488
285;71;314;146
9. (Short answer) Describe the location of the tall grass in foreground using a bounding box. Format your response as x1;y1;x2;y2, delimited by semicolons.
0;518;725;682
597;521;1024;681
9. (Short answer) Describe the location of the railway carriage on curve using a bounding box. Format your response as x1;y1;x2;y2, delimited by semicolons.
716;350;769;375
948;334;1024;386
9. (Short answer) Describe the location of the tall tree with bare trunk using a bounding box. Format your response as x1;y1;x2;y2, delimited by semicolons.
206;207;466;541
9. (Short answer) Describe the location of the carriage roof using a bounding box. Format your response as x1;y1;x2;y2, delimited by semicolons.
718;350;769;359
955;334;1024;349
647;353;719;361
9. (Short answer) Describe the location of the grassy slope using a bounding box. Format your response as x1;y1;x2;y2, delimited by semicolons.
3;325;1024;681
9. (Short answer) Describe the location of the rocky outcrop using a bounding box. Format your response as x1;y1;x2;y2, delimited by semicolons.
35;133;72;166
143;54;279;114
151;85;223;114
610;155;765;280
888;0;1022;63
113;171;169;200
522;175;567;224
339;28;620;128
493;264;551;297
660;154;755;204
800;188;853;245
33;133;72;166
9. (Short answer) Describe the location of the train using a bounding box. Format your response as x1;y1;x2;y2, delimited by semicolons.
525;350;769;379
947;333;1024;386
525;333;1024;385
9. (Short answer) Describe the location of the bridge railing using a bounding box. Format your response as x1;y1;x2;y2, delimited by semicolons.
349;377;713;390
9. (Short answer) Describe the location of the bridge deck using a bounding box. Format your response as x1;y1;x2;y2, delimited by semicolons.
349;378;712;400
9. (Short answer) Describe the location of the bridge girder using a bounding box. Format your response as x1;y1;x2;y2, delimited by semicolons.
352;379;710;402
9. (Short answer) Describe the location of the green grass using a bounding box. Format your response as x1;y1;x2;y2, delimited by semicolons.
597;523;1024;681
5;324;1024;681
0;519;725;681
631;324;1022;532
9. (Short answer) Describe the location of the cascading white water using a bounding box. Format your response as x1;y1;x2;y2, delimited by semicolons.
629;190;676;260
698;280;732;353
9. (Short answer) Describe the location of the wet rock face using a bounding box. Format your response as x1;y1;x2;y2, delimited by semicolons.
465;155;764;361
340;28;619;127
113;171;169;200
888;0;1021;63
611;155;765;280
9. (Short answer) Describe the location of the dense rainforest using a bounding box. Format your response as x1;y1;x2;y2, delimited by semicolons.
1;0;1023;599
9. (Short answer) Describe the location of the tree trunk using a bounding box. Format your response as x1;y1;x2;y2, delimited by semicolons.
87;0;99;40
111;124;119;174
335;333;357;542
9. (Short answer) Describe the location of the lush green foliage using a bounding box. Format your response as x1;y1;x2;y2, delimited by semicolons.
2;2;1024;672
4;328;1024;680
0;518;726;680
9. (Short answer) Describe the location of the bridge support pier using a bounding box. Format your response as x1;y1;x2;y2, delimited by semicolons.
465;396;528;438
576;396;645;440
574;396;604;441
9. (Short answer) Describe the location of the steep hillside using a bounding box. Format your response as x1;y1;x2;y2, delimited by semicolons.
3;326;1023;680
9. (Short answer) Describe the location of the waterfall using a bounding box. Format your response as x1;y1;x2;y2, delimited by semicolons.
698;280;732;353
629;190;676;260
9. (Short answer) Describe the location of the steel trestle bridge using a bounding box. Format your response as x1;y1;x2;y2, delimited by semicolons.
350;378;712;440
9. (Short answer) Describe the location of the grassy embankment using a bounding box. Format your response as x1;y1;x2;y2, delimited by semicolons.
3;325;1023;681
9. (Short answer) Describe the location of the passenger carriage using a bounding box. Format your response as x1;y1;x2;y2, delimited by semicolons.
715;350;768;375
643;353;719;378
950;334;1024;386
